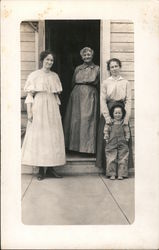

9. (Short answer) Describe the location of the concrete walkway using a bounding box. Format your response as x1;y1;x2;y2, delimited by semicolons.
21;172;134;225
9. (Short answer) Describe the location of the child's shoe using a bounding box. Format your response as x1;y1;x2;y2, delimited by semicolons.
118;176;123;180
110;175;115;180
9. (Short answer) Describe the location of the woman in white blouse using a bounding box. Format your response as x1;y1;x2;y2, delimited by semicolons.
96;58;133;171
21;51;66;180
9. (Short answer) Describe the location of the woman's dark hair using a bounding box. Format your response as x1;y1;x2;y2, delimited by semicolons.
40;50;55;62
107;58;122;71
110;105;126;119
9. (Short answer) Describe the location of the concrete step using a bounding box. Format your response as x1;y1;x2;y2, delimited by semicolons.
21;161;102;175
22;161;134;177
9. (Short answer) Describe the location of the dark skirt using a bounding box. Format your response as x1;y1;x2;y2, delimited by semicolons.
95;103;134;172
63;84;99;154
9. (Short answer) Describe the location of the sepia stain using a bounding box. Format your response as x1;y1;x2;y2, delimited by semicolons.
2;5;12;18
57;9;63;16
7;104;11;110
140;3;159;35
2;46;7;54
38;4;52;20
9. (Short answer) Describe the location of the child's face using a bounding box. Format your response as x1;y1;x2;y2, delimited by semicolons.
113;107;123;121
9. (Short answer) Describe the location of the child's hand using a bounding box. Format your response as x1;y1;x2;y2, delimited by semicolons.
126;138;129;142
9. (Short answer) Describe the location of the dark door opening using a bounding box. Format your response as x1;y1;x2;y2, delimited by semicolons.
45;20;100;120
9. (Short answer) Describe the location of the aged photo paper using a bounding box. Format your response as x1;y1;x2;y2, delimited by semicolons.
1;0;159;249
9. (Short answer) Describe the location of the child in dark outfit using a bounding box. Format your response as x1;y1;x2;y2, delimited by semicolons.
104;104;130;180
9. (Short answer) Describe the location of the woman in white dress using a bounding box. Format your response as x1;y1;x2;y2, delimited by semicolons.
21;51;66;180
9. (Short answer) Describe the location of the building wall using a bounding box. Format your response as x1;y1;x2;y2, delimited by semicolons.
20;22;38;134
110;20;134;145
20;20;135;153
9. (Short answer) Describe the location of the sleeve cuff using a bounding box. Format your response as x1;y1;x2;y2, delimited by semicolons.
25;93;34;104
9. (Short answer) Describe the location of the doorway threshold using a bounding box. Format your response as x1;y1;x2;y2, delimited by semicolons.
66;151;96;163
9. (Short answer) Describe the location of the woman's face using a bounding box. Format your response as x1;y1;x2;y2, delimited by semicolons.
109;61;121;77
82;51;93;63
43;54;54;69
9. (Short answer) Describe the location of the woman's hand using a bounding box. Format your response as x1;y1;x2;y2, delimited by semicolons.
28;111;33;122
123;117;129;125
26;103;33;122
106;116;112;125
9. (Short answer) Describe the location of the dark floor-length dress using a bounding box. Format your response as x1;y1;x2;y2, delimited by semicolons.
64;63;100;154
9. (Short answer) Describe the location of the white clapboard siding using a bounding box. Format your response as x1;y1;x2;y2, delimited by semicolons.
120;61;134;71
20;22;35;32
21;70;33;80
111;33;134;43
21;51;35;61
111;52;134;62
21;21;38;118
110;20;135;150
131;88;134;99
111;42;134;52
21;41;35;52
121;72;134;81
111;22;134;33
21;61;36;71
21;22;37;91
21;32;35;42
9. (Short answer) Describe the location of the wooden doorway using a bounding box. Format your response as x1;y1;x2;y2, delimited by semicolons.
45;20;100;120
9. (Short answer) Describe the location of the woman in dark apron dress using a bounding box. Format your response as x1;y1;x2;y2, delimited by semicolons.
64;47;100;154
96;58;134;173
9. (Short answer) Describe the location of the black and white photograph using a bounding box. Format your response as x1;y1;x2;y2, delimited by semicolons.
21;19;135;225
1;0;159;249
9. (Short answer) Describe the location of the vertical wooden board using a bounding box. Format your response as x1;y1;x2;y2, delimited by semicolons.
100;20;111;81
38;21;45;61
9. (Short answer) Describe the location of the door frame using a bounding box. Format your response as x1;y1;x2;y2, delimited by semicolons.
37;19;111;109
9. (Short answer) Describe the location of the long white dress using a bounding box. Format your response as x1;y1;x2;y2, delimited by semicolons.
21;69;66;167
